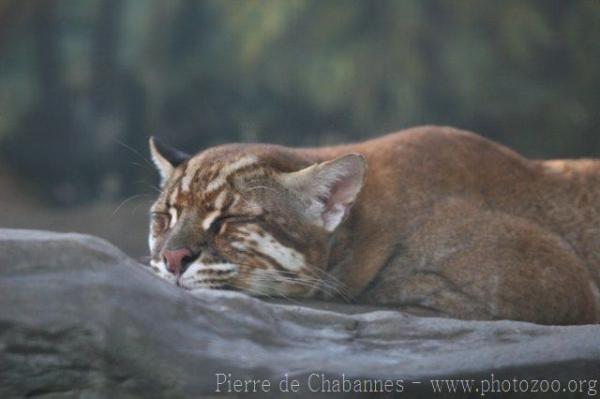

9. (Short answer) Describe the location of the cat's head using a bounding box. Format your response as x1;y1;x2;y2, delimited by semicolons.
147;137;365;298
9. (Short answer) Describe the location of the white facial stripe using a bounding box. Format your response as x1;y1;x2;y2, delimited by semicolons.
205;155;258;193
205;178;226;195
233;229;306;272
183;261;237;276
214;190;228;210
169;185;179;206
199;262;238;272
169;207;178;228
181;157;204;192
202;210;221;231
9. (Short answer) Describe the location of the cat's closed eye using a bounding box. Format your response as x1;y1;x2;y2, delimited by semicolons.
211;214;257;234
151;212;170;235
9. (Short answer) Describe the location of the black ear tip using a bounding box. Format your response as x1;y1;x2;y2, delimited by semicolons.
149;135;168;153
149;136;190;167
150;135;167;149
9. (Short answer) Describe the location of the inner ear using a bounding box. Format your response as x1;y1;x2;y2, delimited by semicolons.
280;153;366;232
149;136;190;184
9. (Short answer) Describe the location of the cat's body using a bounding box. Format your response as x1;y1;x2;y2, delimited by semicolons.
149;126;600;325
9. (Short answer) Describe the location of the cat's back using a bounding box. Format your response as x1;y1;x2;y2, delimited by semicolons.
306;126;542;213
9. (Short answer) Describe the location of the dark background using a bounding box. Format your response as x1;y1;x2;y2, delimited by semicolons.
0;0;599;256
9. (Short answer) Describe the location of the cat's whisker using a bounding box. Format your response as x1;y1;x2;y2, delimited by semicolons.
114;139;155;170
302;268;352;302
112;193;154;217
238;265;347;301
131;198;155;216
132;179;162;194
232;278;306;306
229;280;274;299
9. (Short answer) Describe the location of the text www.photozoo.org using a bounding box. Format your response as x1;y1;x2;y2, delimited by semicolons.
215;372;599;396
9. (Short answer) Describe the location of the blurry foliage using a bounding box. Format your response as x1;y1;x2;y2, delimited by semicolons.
0;0;598;205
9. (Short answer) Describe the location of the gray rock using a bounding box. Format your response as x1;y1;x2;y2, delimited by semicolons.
1;229;599;398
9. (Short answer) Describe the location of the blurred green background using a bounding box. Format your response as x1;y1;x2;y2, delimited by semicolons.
0;0;599;256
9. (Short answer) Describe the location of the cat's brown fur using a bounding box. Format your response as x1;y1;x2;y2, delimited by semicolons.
149;126;600;325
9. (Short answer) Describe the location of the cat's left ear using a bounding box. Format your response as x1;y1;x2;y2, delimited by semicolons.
149;137;190;185
279;154;366;232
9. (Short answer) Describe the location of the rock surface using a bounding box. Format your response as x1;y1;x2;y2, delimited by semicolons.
1;229;600;398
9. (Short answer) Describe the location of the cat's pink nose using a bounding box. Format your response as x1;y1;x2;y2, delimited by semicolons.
162;248;193;275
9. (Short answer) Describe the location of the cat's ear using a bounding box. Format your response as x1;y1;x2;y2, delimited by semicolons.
279;154;366;232
149;137;190;185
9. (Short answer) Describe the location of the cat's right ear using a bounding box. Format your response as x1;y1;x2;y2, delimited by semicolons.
149;137;190;185
279;154;366;232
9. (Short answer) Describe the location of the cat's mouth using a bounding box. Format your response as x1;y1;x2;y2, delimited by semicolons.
175;274;236;291
147;257;241;291
175;276;234;291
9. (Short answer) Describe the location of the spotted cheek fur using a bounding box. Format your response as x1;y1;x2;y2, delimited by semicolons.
210;238;261;283
148;215;330;298
213;231;325;298
178;259;240;290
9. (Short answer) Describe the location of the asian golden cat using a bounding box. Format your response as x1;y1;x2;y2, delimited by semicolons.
147;126;600;325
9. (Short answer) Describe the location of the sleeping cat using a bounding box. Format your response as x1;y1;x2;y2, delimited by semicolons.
148;125;600;325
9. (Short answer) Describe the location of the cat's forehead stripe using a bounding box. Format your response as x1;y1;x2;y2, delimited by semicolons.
181;156;204;192
169;185;179;205
214;190;229;210
205;155;258;193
